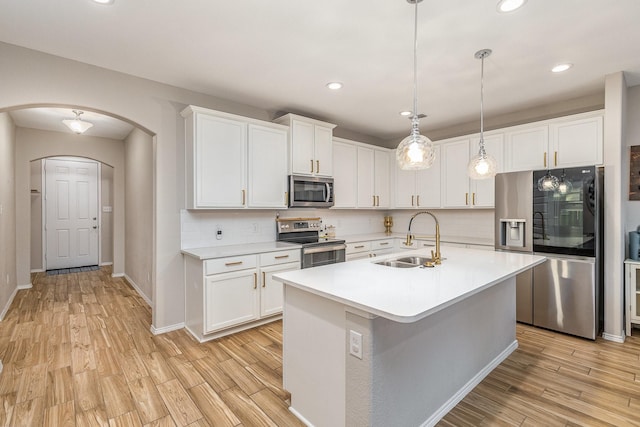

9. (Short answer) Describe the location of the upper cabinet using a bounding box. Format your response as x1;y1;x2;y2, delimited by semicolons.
332;139;358;208
274;114;336;177
441;133;503;208
357;146;391;208
395;145;441;209
182;106;288;209
504;111;603;172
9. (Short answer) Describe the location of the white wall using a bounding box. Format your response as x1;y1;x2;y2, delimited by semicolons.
0;112;17;319
125;128;153;302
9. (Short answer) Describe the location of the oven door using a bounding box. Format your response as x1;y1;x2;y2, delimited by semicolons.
301;243;346;269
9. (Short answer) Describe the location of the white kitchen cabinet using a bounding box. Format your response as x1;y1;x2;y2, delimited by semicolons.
184;248;300;341
441;134;502;208
504;111;603;172
332;139;358;208
550;114;603;168
182;106;288;209
357;146;391;208
346;239;394;261
624;259;640;336
395;145;441;209
274;113;336;177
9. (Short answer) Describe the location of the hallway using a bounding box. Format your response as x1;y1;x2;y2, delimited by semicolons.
0;267;302;426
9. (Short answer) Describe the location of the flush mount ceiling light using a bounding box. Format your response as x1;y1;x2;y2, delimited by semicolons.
468;49;498;180
62;110;93;134
93;0;115;4
396;0;435;171
399;111;412;117
326;82;343;90
537;170;559;191
551;63;573;73
496;0;527;13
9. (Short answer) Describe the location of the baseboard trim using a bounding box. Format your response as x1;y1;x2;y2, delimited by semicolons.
421;339;519;427
17;283;32;290
123;274;152;306
602;331;625;343
111;272;124;278
289;406;315;427
30;269;45;273
100;262;113;266
150;322;185;335
0;286;19;321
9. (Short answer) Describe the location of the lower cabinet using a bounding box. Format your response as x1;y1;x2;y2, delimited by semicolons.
185;248;300;341
346;239;395;261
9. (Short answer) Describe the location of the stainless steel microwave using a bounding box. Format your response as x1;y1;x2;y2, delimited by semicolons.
288;175;334;208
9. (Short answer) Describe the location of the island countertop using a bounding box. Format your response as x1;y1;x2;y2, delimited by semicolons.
274;246;545;323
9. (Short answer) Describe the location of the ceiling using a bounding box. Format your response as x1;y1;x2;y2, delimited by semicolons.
2;0;640;143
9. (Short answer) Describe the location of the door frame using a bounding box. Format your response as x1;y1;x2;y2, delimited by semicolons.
42;156;102;270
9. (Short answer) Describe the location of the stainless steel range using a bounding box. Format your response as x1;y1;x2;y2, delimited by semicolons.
276;217;346;269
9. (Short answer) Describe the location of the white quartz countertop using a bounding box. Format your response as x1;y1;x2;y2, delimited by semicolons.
181;241;301;260
342;232;493;247
274;246;545;323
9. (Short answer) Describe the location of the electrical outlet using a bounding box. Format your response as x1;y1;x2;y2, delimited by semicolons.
216;225;223;240
349;330;363;359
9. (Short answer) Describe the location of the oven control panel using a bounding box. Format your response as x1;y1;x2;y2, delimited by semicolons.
277;218;321;233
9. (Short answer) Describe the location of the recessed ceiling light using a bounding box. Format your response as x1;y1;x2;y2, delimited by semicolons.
399;111;412;117
496;0;526;13
326;82;343;90
93;0;114;4
551;63;573;73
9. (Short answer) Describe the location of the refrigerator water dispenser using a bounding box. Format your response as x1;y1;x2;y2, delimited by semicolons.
500;219;526;248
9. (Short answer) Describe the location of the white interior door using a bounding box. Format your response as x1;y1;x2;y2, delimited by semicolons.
45;158;99;270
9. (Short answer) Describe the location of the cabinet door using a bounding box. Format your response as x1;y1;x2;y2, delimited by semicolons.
314;125;333;177
195;114;246;208
205;270;259;333
332;141;358;208
442;139;471;208
247;124;288;208
504;126;548;172
470;134;503;208
357;147;375;208
260;262;299;317
291;120;315;175
415;145;441;208
550;116;603;168
374;149;390;208
395;168;417;208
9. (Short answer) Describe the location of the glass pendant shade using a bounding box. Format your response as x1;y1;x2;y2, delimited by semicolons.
468;144;497;179
62;110;93;134
537;171;559;191
396;117;435;170
556;171;573;194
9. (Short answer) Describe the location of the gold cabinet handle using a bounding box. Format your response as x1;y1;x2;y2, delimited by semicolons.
554;151;558;166
225;261;243;267
262;271;266;288
254;272;257;289
544;152;547;168
411;195;414;206
375;195;379;206
310;159;314;173
416;195;420;206
242;189;246;206
274;254;289;259
372;195;376;207
472;192;476;205
316;160;320;174
465;192;469;205
355;245;365;249
284;192;288;206
380;242;389;246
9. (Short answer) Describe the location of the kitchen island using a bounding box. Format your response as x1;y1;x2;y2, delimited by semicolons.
274;246;545;427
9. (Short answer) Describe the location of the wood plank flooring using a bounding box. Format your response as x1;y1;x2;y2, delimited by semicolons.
0;266;638;426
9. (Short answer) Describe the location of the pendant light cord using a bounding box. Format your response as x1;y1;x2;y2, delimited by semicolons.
412;0;418;122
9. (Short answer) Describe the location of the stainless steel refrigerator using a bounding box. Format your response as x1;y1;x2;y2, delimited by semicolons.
494;166;604;339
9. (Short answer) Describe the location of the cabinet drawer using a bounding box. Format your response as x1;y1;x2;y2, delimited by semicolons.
371;239;394;250
259;249;301;266
205;255;257;275
346;241;371;254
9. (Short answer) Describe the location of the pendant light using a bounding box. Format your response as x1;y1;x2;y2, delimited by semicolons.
537;170;559;191
467;49;498;179
62;110;93;134
396;0;435;170
556;169;573;194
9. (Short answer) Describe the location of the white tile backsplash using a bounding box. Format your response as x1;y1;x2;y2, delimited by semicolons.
181;208;494;249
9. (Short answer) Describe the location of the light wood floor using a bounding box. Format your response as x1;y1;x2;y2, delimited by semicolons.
0;267;639;426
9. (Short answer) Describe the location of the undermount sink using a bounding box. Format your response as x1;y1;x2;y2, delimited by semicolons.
375;255;446;268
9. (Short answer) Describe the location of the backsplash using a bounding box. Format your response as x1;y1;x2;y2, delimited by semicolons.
181;208;495;249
